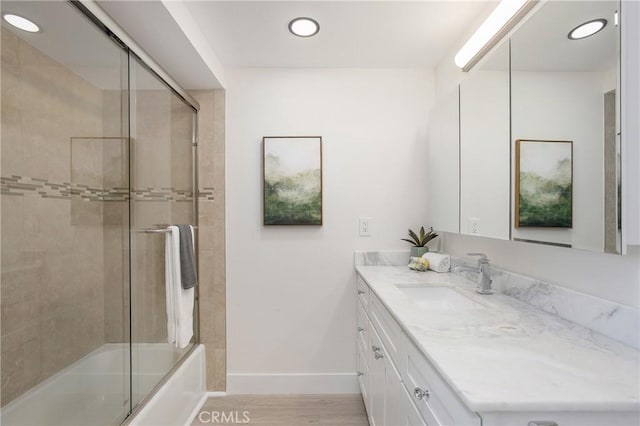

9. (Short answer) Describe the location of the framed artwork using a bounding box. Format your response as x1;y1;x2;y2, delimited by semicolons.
263;136;322;225
515;139;573;228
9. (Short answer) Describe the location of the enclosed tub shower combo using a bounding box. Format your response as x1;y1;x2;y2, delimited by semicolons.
1;1;203;424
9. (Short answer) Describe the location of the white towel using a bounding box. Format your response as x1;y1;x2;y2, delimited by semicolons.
421;252;450;272
165;226;195;349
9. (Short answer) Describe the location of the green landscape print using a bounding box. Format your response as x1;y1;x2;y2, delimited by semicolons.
263;137;322;225
517;140;572;228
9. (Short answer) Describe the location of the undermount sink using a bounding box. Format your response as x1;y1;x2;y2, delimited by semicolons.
395;285;480;310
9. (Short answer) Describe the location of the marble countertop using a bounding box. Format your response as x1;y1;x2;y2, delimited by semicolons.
356;265;640;413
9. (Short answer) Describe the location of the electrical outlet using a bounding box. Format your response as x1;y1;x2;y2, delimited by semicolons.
469;218;480;234
359;217;372;237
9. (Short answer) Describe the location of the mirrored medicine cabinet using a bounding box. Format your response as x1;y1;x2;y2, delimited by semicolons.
428;0;623;254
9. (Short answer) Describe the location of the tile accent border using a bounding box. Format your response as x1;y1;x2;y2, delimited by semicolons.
1;175;106;201
1;175;199;202
132;188;193;202
198;187;215;200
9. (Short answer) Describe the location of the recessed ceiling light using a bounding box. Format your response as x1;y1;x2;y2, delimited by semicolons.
288;17;319;38
3;13;40;33
568;19;607;40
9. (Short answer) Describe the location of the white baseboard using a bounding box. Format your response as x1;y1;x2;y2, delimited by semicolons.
184;391;228;425
227;373;360;395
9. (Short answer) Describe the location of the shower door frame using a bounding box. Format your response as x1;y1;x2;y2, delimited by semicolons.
69;1;201;423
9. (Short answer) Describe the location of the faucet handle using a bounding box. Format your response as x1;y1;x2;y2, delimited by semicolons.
467;252;489;262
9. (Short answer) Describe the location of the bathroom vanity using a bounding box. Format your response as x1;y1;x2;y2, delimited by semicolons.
354;260;639;426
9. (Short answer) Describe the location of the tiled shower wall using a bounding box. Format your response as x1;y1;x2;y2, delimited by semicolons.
1;28;111;405
129;88;195;345
191;90;226;391
0;26;204;405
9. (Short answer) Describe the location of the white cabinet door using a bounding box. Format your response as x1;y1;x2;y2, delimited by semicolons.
369;328;386;426
357;341;370;414
385;357;406;426
404;390;428;426
371;322;415;426
403;337;480;426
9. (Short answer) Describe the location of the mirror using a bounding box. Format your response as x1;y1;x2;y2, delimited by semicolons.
510;0;620;253
459;41;510;240
428;86;460;234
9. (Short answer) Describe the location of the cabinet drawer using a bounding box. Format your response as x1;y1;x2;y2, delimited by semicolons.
357;299;369;351
357;339;370;412
403;383;429;426
403;337;480;426
370;292;404;370
357;275;370;310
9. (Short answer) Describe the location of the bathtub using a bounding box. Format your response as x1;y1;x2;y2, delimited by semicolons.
1;343;205;426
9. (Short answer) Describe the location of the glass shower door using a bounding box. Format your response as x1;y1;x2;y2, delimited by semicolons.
128;54;197;410
0;1;131;425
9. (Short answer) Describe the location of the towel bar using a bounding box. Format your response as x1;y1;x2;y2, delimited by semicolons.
132;226;198;234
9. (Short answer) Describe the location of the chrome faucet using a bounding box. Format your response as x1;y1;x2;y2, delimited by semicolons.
454;253;493;295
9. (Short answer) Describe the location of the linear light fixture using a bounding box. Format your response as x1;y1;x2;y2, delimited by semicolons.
455;0;537;72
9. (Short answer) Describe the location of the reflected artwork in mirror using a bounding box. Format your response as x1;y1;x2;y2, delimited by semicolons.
515;140;573;229
510;0;620;253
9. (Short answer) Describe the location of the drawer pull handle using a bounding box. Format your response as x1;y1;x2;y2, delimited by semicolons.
357;290;366;295
357;327;364;332
357;371;365;377
414;387;430;400
528;422;558;426
371;345;381;352
374;352;384;360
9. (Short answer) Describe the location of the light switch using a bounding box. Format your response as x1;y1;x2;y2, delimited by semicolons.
469;218;480;234
359;217;372;237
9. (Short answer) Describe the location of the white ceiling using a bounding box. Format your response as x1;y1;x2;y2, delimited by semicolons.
1;0;219;90
182;1;495;68
3;0;617;93
510;0;617;72
2;1;500;90
97;0;221;89
1;1;126;89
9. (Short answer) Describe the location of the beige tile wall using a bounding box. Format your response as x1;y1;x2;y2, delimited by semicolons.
1;28;109;405
128;88;196;345
102;90;129;343
190;89;226;391
0;27;203;407
130;87;171;345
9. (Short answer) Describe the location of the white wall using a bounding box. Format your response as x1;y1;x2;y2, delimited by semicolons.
428;86;459;234
460;69;510;240
226;68;433;393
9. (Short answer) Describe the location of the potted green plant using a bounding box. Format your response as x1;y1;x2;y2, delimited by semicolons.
402;226;438;257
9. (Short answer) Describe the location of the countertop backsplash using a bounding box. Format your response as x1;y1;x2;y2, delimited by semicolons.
355;250;639;349
354;250;411;267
